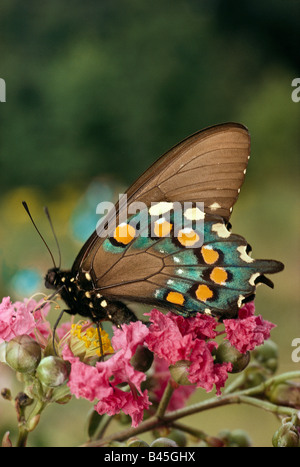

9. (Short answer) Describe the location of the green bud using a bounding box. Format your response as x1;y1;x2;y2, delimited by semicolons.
167;429;187;447
5;335;41;374
214;341;250;373
218;429;252;447
126;437;149;447
196;440;209;447
227;429;252;447
266;381;300;408
2;431;12;448
252;340;278;374
55;394;72;404
169;360;193;385
272;422;300;447
150;437;178;447
27;414;40;432
130;345;154;373
243;367;267;388
36;356;70;387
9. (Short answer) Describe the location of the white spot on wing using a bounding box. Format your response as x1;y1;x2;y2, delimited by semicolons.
211;223;231;238
149;202;174;216
237;295;245;308
249;272;260;286
237;245;254;263
184;207;205;220
209;202;221;211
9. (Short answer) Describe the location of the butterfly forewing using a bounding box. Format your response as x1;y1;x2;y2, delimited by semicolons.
76;123;250;273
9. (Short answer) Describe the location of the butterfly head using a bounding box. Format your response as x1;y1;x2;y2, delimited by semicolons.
45;267;61;290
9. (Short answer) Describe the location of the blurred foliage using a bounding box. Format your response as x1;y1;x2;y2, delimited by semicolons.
0;0;299;447
0;0;299;192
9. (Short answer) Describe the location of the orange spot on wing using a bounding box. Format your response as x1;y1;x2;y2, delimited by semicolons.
178;229;200;247
210;267;228;284
154;220;173;237
114;223;136;245
166;291;185;306
195;284;213;302
201;246;219;264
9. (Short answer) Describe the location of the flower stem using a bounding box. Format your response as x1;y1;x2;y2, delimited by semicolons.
156;380;175;419
16;399;47;447
81;371;300;447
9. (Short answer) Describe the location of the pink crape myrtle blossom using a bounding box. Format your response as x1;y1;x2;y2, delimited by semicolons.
62;321;152;428
145;309;232;395
223;302;276;354
0;294;276;427
0;296;50;344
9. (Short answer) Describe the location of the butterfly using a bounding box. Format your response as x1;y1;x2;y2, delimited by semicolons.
41;122;283;328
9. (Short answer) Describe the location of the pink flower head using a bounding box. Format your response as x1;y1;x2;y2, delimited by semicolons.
145;309;231;395
224;302;276;354
0;296;50;343
63;321;151;428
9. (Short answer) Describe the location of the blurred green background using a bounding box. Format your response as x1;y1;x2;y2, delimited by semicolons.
0;0;299;447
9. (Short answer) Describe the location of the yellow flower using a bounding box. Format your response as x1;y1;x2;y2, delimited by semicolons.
60;321;114;361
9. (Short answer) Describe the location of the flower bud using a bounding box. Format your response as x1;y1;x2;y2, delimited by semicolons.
130;345;154;373
2;431;12;448
167;429;187;447
55;394;72;405
252;340;278;374
228;429;252;447
36;356;70;387
150;437;178;447
27;414;40;432
266;382;300;408
126;437;149;447
272;421;300;447
108;441;126;447
5;335;41;374
218;429;252;447
1;388;12;401
169;360;193;385
214;341;250;373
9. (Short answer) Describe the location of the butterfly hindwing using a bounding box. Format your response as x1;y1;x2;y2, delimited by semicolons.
88;208;282;320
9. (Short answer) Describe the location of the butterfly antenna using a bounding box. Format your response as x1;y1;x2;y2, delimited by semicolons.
22;201;57;269
44;206;62;269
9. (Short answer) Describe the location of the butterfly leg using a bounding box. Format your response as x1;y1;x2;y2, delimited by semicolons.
52;308;69;354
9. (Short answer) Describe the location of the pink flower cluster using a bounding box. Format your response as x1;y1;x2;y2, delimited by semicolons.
145;309;231;395
223;302;276;354
0;296;275;427
0;297;50;344
62;321;151;427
